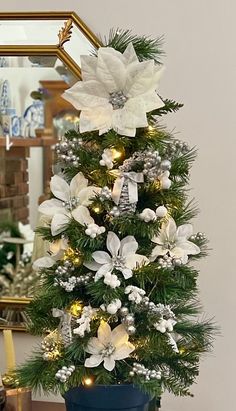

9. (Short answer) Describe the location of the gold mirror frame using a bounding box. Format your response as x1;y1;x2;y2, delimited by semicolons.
0;11;100;330
0;11;101;79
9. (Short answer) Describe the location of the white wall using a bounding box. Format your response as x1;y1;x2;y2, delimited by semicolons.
0;1;235;410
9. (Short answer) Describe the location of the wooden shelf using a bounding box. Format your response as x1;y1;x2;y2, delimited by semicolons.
0;137;57;147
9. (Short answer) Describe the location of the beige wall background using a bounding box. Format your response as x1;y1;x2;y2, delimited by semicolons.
0;1;234;410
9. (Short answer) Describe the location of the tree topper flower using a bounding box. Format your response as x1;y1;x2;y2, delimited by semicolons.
84;231;149;280
85;321;135;371
151;217;200;263
39;172;100;236
63;43;164;137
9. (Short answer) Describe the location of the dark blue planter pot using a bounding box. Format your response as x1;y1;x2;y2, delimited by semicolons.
63;384;153;411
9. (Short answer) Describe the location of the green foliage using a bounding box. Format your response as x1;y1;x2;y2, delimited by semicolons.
100;28;164;64
150;98;184;117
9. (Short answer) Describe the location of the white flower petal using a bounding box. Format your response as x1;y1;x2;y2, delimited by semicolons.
81;55;98;81
50;175;70;202
95;264;113;280
176;240;200;255
85;354;103;368
125;253;149;270
170;247;187;261
103;356;116;371
176;224;193;239
63;80;108;109
98;321;111;345
33;256;55;270
125;60;155;97
140;90;164;113
113;342;135;360
161;218;177;243
120;267;133;279
51;213;70;236
83;261;101;271
96;47;126;92
112;100;148;131
70;172;88;197
79;106;112;134
85;337;104;354
120;236;138;257
123;43;138;64
111;324;128;346
79;186;101;206
38;198;63;216
92;251;111;264
150;244;167;261
106;231;120;257
72;205;94;226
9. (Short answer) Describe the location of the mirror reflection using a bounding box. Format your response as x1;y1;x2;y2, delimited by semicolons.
0;55;79;309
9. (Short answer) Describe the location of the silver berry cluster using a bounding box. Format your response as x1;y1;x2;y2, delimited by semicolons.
55;365;75;383
62;197;80;212
55;137;82;167
99;186;112;201
119;307;136;335
157;254;183;269
54;260;93;292
109;91;128;110
109;206;120;217
120;150;171;183
190;232;206;241
130;363;161;381
139;297;175;319
162;139;189;157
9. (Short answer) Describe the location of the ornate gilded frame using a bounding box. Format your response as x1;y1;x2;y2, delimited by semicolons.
0;12;100;329
0;11;101;78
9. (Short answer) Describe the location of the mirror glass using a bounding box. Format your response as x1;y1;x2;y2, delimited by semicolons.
0;19;95;67
0;55;80;308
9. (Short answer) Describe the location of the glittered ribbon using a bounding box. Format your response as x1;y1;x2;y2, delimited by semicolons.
52;308;72;346
112;171;144;205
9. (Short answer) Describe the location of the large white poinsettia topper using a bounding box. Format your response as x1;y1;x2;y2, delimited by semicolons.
85;321;135;371
39;172;100;236
84;231;149;280
63;43;164;137
151;217;200;264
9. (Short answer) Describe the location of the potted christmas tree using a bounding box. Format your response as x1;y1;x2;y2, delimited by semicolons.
17;31;215;411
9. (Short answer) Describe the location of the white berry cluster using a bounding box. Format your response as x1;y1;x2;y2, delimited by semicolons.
154;318;177;333
55;365;75;383
85;223;105;238
129;363;161;381
100;149;114;169
101;298;122;314
103;272;121;288
139;205;168;222
54;272;93;292
125;286;146;304
99;186;112;200
73;306;96;337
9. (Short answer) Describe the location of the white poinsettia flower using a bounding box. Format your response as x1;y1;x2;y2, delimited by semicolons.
151;217;200;264
33;238;68;270
63;43;164;137
84;231;149;280
85;321;135;371
38;172;100;236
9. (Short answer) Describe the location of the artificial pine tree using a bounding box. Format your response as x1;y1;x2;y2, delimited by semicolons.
16;31;215;408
